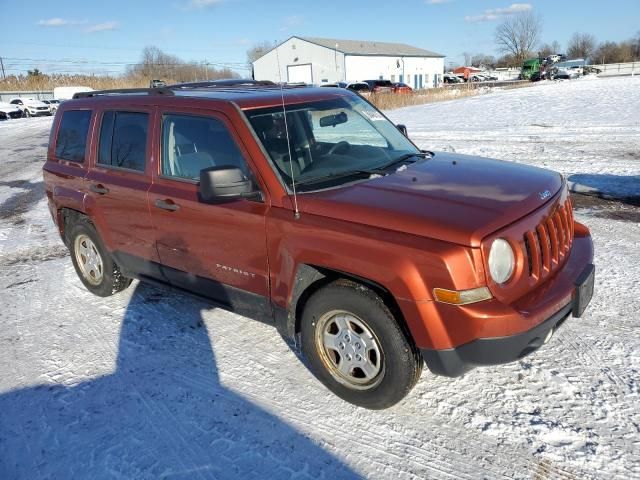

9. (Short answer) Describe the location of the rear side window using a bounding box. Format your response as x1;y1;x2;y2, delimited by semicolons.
98;111;148;172
55;110;91;162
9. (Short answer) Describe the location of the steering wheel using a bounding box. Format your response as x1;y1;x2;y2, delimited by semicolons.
328;141;351;155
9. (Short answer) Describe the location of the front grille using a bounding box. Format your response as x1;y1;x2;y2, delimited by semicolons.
522;197;574;281
37;107;49;111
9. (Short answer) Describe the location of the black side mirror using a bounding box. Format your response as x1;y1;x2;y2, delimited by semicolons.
397;124;408;137
199;166;259;203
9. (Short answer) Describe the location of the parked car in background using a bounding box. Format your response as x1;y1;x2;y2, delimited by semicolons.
555;68;580;80
363;79;394;93
320;82;372;95
392;82;412;93
9;98;52;117
0;101;25;120
443;74;463;84
42;99;61;112
150;79;166;88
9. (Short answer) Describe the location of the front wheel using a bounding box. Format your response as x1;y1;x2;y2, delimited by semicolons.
23;109;31;118
301;280;422;409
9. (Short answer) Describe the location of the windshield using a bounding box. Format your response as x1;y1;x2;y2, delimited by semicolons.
245;95;420;191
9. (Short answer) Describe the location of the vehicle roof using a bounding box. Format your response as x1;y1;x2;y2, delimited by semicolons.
68;85;354;110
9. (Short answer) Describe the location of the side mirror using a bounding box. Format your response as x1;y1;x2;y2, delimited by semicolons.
199;166;259;203
397;124;408;137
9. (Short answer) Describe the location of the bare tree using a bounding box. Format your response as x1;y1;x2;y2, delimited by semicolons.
462;52;472;66
539;40;561;58
471;54;496;68
567;33;597;60
495;12;543;64
246;41;277;67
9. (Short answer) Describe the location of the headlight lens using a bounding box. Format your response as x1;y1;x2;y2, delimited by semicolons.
488;238;515;284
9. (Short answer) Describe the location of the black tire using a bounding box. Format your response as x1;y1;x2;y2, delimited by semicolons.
24;109;31;118
300;279;422;409
67;217;132;297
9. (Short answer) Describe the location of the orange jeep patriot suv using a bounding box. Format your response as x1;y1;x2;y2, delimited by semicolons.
43;81;595;409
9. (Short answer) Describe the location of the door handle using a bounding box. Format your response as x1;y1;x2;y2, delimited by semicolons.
90;183;109;195
154;199;180;212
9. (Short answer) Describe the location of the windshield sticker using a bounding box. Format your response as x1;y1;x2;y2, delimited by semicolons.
362;109;385;122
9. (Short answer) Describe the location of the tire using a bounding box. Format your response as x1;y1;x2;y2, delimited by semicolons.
67;217;132;297
24;109;31;118
300;279;422;409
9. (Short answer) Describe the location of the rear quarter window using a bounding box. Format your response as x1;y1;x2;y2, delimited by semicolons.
98;111;149;172
54;110;92;162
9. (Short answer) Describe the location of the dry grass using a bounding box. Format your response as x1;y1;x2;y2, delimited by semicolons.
0;74;151;92
369;81;533;110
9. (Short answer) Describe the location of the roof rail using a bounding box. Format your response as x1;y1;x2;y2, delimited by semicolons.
168;79;276;89
73;87;175;99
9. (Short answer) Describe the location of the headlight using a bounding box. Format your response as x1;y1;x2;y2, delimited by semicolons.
488;238;515;284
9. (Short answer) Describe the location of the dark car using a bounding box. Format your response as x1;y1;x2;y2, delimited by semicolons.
392;82;412;94
43;84;594;409
363;79;394;93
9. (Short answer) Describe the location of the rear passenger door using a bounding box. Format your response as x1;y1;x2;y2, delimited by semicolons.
85;107;160;275
148;108;271;321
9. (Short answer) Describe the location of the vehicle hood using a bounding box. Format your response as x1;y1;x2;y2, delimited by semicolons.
22;99;48;107
0;102;21;112
298;152;563;247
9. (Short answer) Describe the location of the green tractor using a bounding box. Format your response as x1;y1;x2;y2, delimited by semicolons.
520;58;541;80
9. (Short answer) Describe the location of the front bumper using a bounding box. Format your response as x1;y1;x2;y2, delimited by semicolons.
421;301;572;377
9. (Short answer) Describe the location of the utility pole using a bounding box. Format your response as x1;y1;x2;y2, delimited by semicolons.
0;57;5;80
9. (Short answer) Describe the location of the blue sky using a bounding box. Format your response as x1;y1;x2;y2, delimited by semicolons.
2;0;639;76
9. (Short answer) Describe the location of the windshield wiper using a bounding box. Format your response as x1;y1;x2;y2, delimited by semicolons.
295;152;434;188
372;151;432;172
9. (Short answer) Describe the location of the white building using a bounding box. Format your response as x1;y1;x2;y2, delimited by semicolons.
252;36;445;89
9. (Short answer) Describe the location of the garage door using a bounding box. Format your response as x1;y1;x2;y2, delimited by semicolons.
287;64;312;84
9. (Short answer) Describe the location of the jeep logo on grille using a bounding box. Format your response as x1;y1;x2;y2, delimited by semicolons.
538;190;551;200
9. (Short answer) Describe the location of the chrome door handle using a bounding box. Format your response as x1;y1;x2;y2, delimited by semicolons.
154;199;180;212
89;184;109;195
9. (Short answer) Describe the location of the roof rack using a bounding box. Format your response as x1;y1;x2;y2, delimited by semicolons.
73;87;174;99
168;79;276;89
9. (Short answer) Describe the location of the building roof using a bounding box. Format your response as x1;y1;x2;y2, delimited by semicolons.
297;36;444;58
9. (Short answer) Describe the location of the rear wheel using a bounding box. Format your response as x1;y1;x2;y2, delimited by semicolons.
301;280;422;409
68;218;132;297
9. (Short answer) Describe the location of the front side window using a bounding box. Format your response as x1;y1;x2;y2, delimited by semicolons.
98;111;148;172
245;95;420;191
161;114;248;180
54;110;91;162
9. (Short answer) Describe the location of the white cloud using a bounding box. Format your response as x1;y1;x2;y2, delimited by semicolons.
425;0;452;4
85;21;118;33
465;3;532;23
37;18;86;27
280;15;304;31
186;0;223;8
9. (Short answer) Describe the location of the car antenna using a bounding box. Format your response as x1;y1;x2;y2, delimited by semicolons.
275;41;300;220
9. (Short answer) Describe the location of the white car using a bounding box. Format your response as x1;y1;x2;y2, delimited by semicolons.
0;101;24;120
9;98;52;117
42;99;61;112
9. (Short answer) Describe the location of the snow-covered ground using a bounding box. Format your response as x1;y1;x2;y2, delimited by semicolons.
1;78;639;479
389;76;640;200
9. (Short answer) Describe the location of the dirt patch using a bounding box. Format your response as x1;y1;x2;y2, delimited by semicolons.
0;245;69;267
0;181;45;220
572;192;640;223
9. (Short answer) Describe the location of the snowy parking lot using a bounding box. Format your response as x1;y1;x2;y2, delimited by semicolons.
1;77;639;479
